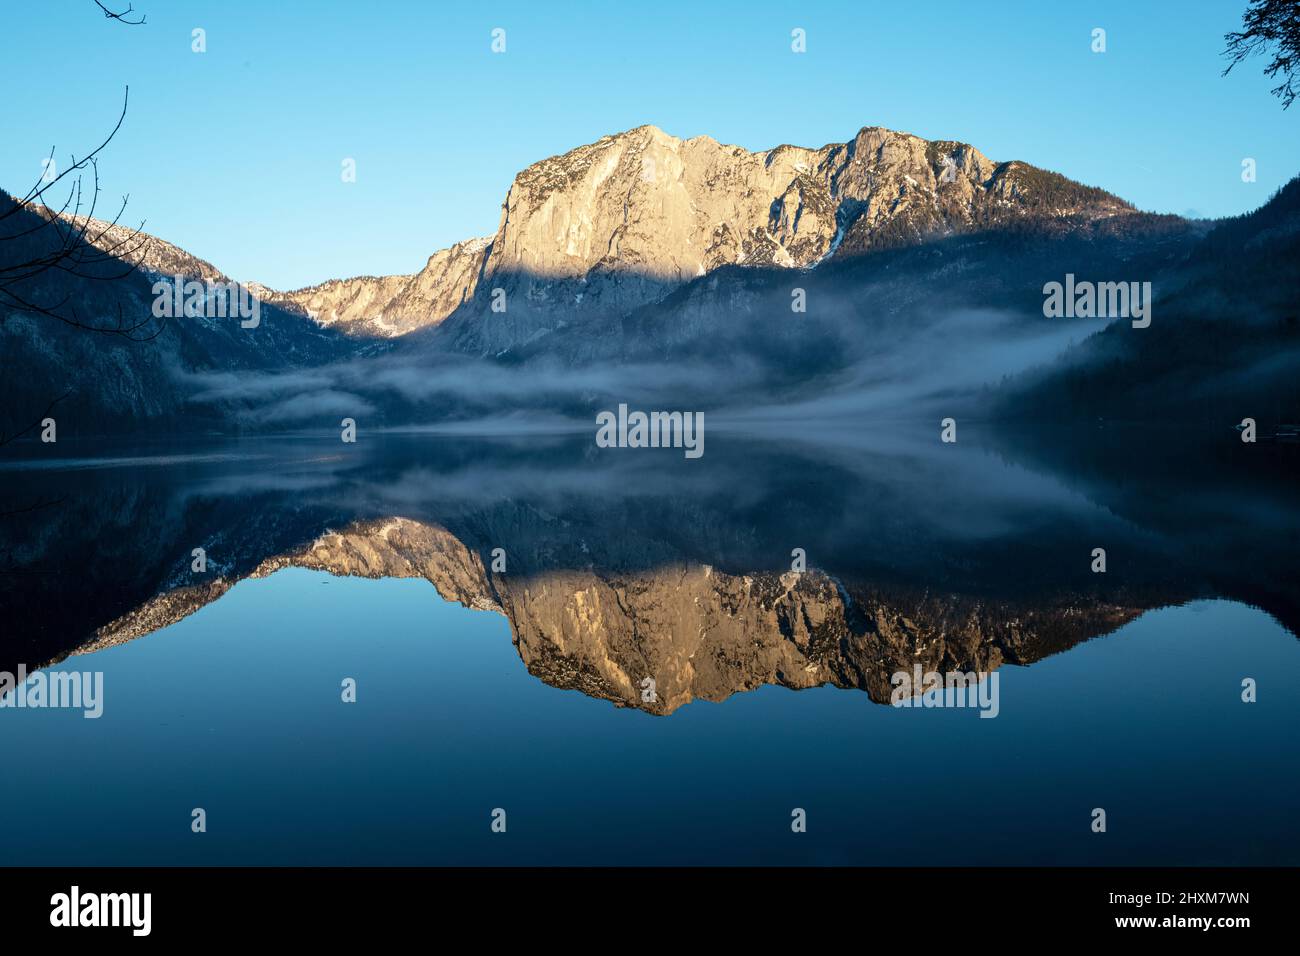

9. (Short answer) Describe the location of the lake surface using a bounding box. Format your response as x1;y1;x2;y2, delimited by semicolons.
1;427;1297;865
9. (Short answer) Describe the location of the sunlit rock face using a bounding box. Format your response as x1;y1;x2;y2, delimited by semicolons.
259;236;493;338
264;123;1131;344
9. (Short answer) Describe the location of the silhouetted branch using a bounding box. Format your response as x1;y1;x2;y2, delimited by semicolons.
92;0;146;25
0;496;68;521
0;392;70;450
0;87;131;220
0;86;165;340
1224;0;1300;109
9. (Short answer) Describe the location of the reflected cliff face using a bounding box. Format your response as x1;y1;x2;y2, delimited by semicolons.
3;425;1297;714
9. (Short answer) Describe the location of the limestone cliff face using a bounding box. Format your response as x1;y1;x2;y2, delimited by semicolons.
82;517;1144;715
259;236;492;338
265;124;1133;343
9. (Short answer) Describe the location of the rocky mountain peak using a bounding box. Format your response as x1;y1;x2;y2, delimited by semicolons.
74;124;1134;344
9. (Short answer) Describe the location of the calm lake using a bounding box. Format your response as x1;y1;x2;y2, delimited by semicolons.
1;427;1297;864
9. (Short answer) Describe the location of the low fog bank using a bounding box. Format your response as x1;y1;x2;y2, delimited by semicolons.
172;305;1090;433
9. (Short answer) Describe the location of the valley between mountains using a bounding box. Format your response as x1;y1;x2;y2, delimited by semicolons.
1;122;1296;436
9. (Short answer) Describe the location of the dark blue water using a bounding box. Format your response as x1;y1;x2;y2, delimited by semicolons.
1;431;1297;865
1;569;1295;865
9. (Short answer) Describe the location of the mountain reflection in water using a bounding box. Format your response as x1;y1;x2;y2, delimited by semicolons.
0;425;1297;864
3;425;1297;703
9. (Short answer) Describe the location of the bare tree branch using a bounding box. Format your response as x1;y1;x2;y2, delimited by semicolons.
0;86;166;340
0;87;131;221
92;0;146;25
0;391;70;450
1224;0;1300;109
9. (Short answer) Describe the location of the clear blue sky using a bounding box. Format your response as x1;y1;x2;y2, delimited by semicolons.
3;0;1296;289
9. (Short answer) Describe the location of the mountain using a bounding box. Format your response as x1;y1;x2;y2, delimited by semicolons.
0;192;368;435
254;235;492;338
10;122;1292;437
1001;176;1300;430
267;124;1139;351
